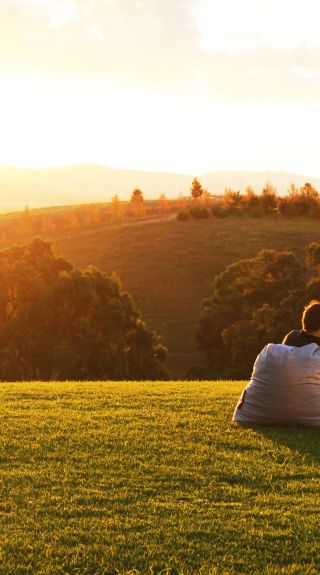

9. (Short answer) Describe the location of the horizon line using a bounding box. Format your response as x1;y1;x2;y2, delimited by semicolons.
0;162;320;180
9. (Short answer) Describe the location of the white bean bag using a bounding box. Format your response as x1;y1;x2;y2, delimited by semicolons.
233;343;320;426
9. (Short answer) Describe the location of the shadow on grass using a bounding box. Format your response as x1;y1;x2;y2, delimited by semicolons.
252;425;320;463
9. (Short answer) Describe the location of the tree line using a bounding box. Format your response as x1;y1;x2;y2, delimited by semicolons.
1;178;319;247
0;190;177;247
177;179;320;220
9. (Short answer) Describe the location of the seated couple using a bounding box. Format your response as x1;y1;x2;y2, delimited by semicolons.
233;300;320;426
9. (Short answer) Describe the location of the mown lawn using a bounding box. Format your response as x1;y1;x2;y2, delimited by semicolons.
1;381;320;575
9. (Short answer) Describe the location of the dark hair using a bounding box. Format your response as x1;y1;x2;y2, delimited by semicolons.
302;300;320;332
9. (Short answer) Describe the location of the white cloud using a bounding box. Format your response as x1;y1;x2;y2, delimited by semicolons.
2;0;320;101
48;1;77;29
87;25;104;42
194;0;320;53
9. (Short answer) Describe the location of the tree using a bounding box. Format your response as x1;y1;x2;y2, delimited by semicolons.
196;248;308;379
0;238;168;380
202;189;212;206
176;192;187;211
299;182;320;216
130;188;145;217
20;205;34;237
306;242;320;272
83;204;102;226
260;182;278;214
279;182;320;217
131;188;144;205
223;188;242;214
300;182;318;200
242;186;259;215
110;194;124;222
159;193;170;214
190;178;203;200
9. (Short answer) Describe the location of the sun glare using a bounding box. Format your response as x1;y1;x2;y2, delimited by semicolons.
1;71;320;179
1;1;320;177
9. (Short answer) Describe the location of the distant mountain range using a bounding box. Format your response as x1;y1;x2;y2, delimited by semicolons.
0;164;320;213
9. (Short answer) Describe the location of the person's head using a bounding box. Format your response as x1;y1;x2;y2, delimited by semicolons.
302;300;320;333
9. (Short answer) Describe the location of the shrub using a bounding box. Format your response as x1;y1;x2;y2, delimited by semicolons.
188;205;211;219
176;210;190;221
211;205;229;218
250;206;264;218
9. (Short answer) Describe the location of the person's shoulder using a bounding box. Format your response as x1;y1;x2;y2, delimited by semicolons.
283;330;300;338
282;330;302;346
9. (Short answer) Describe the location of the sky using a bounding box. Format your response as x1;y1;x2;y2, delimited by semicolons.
1;0;320;176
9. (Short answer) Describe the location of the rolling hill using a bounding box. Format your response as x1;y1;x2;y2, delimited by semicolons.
1;164;320;212
1;209;320;377
51;214;320;378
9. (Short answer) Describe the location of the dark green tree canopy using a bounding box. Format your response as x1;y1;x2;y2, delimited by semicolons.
0;238;167;381
196;246;319;379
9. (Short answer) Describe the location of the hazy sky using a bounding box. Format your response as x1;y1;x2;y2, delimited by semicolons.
1;0;320;175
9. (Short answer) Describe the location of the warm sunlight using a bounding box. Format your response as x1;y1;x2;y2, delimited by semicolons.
2;6;320;574
1;0;320;178
1;71;320;178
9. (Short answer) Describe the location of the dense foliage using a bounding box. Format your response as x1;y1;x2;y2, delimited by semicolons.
0;238;167;380
197;244;320;379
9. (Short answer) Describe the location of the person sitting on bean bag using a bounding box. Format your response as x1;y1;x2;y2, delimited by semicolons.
233;300;320;426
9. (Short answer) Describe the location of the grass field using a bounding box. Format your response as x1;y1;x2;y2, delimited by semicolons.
1;380;320;575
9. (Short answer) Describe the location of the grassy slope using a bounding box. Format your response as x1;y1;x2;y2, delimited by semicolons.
1;381;320;575
53;215;320;377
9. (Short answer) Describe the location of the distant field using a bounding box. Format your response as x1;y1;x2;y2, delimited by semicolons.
1;381;320;575
52;215;320;377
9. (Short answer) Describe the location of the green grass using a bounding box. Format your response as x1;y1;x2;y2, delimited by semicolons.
1;380;320;575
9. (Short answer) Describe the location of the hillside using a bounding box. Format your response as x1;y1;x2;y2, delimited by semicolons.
49;214;320;378
1;164;320;212
0;211;319;377
2;380;319;575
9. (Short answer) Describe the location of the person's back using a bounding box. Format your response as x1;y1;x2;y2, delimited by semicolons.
233;299;320;426
233;343;320;426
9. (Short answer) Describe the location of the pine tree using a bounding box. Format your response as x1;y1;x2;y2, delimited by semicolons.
190;178;203;200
